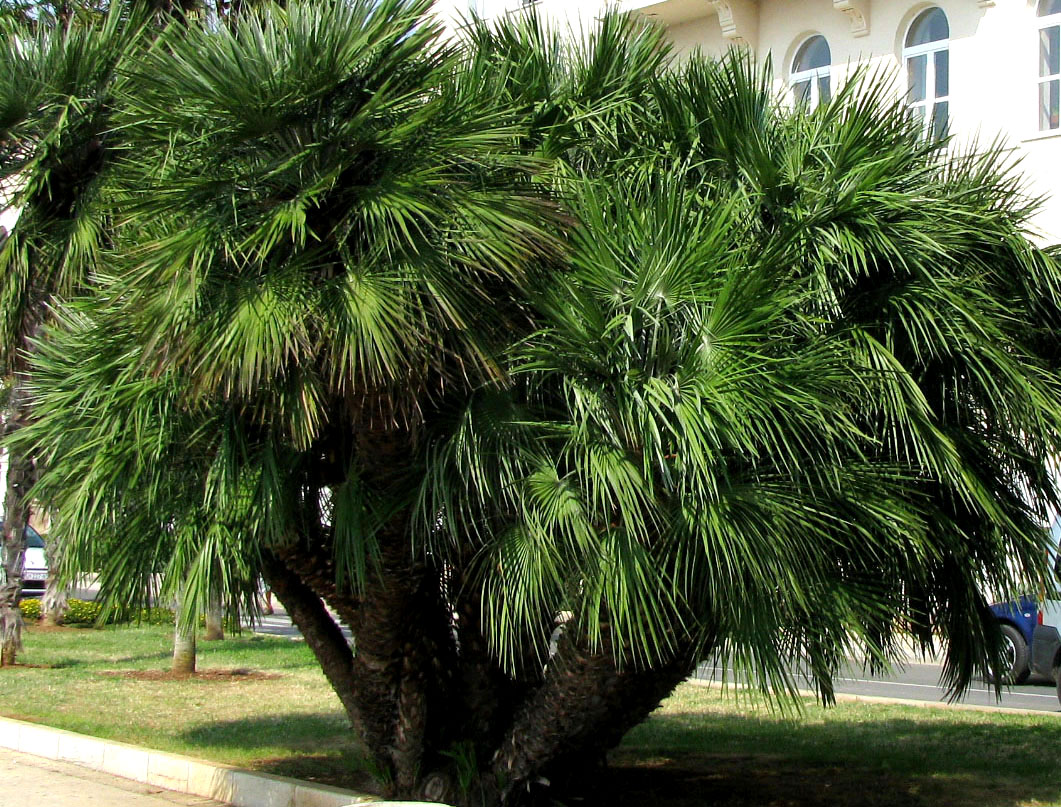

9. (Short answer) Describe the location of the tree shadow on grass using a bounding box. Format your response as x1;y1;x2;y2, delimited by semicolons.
17;659;86;669
110;651;173;665
192;635;314;668
600;709;1061;807
175;706;1061;806
178;713;379;794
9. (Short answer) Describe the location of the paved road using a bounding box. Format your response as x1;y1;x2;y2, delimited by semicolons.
694;660;1061;712
247;605;1061;713
2;749;226;807
246;605;353;641
247;606;1061;713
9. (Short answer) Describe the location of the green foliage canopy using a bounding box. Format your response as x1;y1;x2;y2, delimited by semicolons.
6;7;1061;796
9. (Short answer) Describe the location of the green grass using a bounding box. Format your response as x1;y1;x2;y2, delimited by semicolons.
0;623;374;791
607;685;1061;807
3;624;1061;806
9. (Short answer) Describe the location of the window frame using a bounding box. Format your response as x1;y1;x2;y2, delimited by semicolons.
1039;1;1061;132
789;35;832;110
902;7;950;140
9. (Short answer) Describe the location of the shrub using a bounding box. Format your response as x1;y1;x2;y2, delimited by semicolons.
18;598;41;620
18;598;177;627
138;606;176;626
63;599;102;625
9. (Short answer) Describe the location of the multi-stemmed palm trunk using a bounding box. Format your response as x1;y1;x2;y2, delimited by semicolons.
11;4;1061;806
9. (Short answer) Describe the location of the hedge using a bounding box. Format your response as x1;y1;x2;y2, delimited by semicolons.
18;598;175;626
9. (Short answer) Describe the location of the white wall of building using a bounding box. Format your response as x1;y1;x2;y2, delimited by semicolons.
432;0;1061;242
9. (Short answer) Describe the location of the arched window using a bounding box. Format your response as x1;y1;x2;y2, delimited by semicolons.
903;7;949;139
791;35;831;109
1039;0;1061;131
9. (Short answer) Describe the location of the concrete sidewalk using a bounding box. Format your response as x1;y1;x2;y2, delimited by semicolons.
2;747;227;807
0;716;377;807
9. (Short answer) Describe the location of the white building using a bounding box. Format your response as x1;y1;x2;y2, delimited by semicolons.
435;0;1061;242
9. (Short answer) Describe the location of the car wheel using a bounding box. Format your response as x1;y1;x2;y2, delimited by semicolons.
1056;667;1061;708
994;624;1030;685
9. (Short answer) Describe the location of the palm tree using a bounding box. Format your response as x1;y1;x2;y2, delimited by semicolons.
0;5;141;663
0;0;285;666
15;4;1061;805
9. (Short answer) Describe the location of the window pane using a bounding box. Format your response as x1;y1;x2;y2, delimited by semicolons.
1041;79;1061;130
818;75;831;104
1042;26;1061;77
1039;0;1061;17
909;104;926;130
906;8;949;47
934;49;949;97
793;79;811;106
794;35;831;72
907;54;927;103
931;101;949;140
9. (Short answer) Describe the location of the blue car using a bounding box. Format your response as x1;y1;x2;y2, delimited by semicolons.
989;595;1037;684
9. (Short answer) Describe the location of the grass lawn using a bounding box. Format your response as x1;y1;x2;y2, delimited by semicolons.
2;623;1061;806
1;622;374;791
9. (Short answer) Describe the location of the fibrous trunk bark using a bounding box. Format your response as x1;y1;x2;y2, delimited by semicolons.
42;575;68;627
268;529;700;807
1;382;36;666
262;532;461;799
489;628;699;805
259;423;700;806
42;530;67;627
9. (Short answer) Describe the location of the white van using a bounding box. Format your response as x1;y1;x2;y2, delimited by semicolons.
0;518;47;597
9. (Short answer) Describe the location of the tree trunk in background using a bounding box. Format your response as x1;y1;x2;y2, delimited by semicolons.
172;613;196;674
1;383;36;666
41;573;67;627
42;529;67;627
204;594;224;641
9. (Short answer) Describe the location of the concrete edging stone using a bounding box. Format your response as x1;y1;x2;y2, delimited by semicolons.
0;715;445;807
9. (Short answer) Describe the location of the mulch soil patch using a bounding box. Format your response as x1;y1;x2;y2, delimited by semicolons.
99;668;279;682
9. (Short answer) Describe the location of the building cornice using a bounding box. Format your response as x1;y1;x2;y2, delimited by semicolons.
709;0;758;47
833;0;869;37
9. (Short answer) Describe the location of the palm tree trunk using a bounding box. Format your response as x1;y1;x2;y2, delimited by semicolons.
259;548;387;779
172;611;196;674
269;535;465;800
263;428;702;806
41;574;67;627
265;534;705;807
488;631;699;805
1;384;36;666
203;594;224;640
42;527;67;627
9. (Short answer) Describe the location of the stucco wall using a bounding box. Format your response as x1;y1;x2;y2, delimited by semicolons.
756;1;1061;239
436;0;1061;240
668;15;729;58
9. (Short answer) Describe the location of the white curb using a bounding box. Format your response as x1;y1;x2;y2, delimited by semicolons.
0;716;446;807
